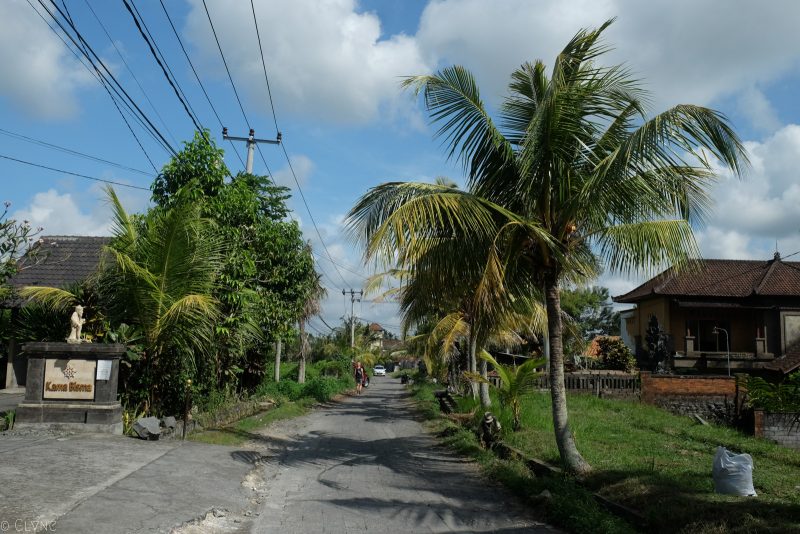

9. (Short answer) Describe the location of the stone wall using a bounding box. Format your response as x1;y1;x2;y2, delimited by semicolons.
640;372;738;423
754;410;800;450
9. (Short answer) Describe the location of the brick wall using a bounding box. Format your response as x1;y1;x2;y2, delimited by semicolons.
640;372;738;423
754;410;800;450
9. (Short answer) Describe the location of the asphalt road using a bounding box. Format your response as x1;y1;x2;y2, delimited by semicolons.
242;377;555;534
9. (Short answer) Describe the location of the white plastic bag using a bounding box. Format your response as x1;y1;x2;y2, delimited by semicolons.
712;446;756;496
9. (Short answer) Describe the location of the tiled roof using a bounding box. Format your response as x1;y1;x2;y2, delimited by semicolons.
613;255;800;303
763;340;800;374
5;235;110;295
369;322;384;332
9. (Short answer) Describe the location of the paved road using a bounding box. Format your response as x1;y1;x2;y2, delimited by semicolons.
242;378;554;534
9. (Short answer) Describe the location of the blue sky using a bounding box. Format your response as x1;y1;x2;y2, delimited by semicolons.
3;0;800;335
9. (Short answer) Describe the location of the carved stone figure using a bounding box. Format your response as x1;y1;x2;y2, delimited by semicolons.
480;411;502;449
66;305;86;343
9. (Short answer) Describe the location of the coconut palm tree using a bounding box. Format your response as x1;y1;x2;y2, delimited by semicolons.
348;20;747;474
298;268;326;384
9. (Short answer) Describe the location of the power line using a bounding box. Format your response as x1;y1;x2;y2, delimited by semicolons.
81;0;179;147
26;0;159;171
249;0;279;134
280;143;348;286
158;0;246;170
37;0;177;158
245;2;349;286
311;250;369;280
0;154;149;191
0;127;151;177
199;0;276;180
200;0;249;130
121;0;204;135
318;315;337;332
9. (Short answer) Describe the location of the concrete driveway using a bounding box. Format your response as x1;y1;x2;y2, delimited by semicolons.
0;433;260;533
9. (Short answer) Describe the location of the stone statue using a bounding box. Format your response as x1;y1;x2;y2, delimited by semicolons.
66;305;86;343
479;411;502;449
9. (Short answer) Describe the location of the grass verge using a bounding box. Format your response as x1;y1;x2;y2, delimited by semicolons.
408;381;635;534
410;380;800;533
190;397;316;446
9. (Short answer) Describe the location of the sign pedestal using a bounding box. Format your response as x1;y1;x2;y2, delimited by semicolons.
15;342;125;434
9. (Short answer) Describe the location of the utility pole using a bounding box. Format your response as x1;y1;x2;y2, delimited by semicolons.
222;127;281;174
223;128;281;379
343;289;363;348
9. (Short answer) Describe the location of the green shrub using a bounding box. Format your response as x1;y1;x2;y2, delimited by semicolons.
256;379;305;401
745;371;800;411
303;376;347;402
596;336;636;372
314;357;351;379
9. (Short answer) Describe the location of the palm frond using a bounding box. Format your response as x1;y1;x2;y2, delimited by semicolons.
18;286;79;312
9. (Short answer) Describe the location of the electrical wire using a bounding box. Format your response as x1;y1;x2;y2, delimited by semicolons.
26;0;160;171
200;0;249;130
121;0;205;135
82;0;179;147
0;154;149;191
0;127;151;176
39;0;177;157
310;250;369;280
199;0;275;178
249;0;279;133
245;1;349;286
158;0;246;170
280;142;348;286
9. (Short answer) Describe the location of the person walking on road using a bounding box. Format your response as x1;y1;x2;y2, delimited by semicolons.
354;361;365;395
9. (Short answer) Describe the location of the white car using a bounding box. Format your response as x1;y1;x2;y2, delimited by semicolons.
373;365;386;376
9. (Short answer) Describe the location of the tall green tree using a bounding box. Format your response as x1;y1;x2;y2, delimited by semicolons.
348;20;747;473
151;133;316;390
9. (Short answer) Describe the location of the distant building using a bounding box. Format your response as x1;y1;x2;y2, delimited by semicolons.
368;322;385;350
2;236;110;389
614;253;800;375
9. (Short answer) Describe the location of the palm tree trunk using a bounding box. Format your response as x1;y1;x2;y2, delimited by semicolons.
479;357;491;408
545;274;591;475
274;339;282;382
298;320;307;384
468;332;479;399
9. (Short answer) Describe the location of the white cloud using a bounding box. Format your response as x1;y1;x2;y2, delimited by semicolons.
737;87;782;134
179;1;800;134
272;154;314;188
415;0;800;117
0;0;93;118
707;125;800;240
184;0;430;124
12;189;111;236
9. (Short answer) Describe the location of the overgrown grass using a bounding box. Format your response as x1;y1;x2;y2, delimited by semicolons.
505;392;800;533
413;381;800;534
190;398;315;446
191;359;354;446
407;382;634;534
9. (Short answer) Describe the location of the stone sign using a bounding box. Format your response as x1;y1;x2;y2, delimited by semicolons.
43;358;96;400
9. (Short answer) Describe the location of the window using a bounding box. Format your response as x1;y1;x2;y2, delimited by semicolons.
686;320;731;352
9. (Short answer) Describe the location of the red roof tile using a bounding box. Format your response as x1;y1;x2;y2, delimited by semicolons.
613;255;800;303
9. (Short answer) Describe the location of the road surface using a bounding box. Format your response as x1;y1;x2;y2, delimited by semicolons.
239;377;555;534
